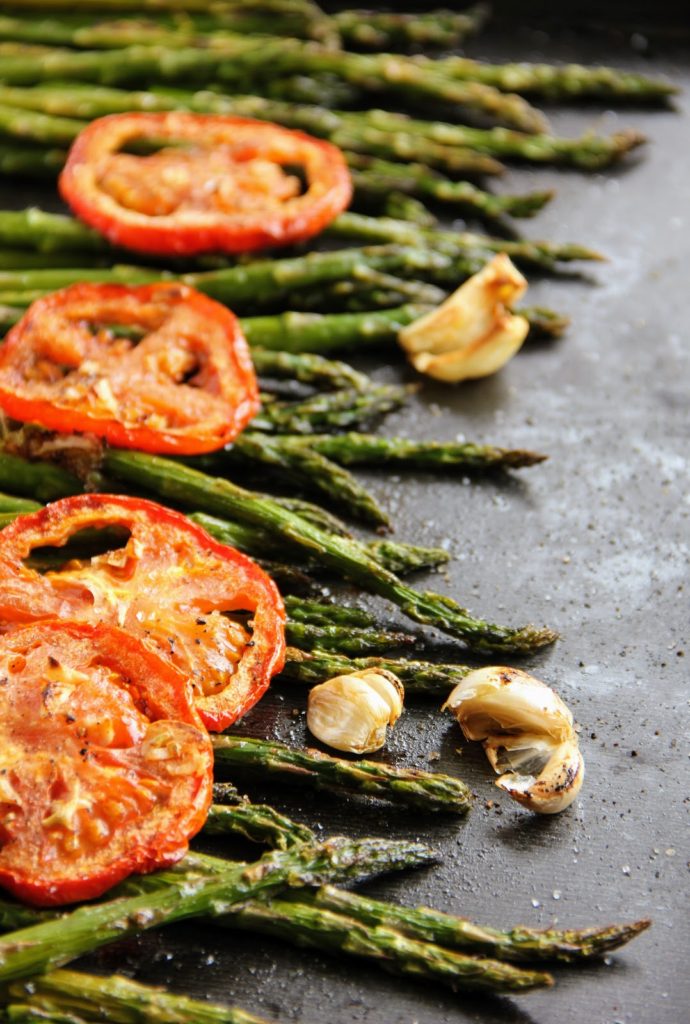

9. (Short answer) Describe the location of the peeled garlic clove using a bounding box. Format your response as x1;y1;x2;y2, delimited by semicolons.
442;666;573;744
398;253;529;383
307;668;404;755
494;737;585;815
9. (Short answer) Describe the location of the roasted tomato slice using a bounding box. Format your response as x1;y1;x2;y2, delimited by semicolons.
0;494;285;732
0;620;213;906
0;282;259;455
59;112;353;256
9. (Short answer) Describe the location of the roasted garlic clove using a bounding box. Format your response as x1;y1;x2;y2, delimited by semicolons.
398;253;529;382
442;666;573;744
307;668;404;754
490;736;585;815
443;667;584;815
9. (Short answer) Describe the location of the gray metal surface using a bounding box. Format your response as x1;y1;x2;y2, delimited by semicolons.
3;22;688;1024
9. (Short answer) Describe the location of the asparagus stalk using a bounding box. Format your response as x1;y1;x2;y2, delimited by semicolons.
328;211;605;270
432;55;678;103
204;802;315;850
348;153;552;219
212;734;473;813
8;969;275;1024
0;142;65;178
0;83;646;169
0;450;81;502
518;304;571;339
221;897;553;994
383;191;438;227
298;885;653;963
254;383;410;434
228;431;392;528
283;595;376;628
269;432;548;472
0;490;42;512
242;305;429;355
361;107;646;170
0;836;435;984
281;647;471;695
190;510;450;576
250;347;375;392
334;5;489;52
0;39;549;132
104;449;558;655
285;619;418;656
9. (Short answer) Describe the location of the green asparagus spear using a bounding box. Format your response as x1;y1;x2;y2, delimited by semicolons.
242;305;429;355
222;897;553;994
283;595;376;628
8;969;274;1024
204;802;315;850
431;55;678;103
212;734;472;813
190;510;450;576
228;432;392;528
104;449;558;654
0;451;81;502
281;647;470;695
348;152;552;219
250;347;375;391
0;490;41;512
297;885;653;963
517;304;571;338
0;39;549;132
328;211;605;270
254;383;410;435
0;142;65;178
383;191;438;227
0;83;647;169
0;836;435;984
285;619;418;656
334;5;489;52
269;432;548;472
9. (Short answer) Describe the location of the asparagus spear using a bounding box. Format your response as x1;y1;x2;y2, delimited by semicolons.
297;885;653;963
281;647;471;695
250;347;375;392
0;450;81;502
284;595;376;628
8;969;275;1024
432;55;678;103
334;5;489;52
212;734;473;813
0;871;653;968
0;142;65;178
228;431;392;528
222;897;553;994
242;305;429;355
204;802;315;850
103;449;558;654
348;153;552;219
0;83;646;169
254;383;410;434
0;836;435;984
190;510;450;576
285;619;418;656
269;432;548;472
328;211;605;270
0;490;42;512
383;191;438;227
0;39;549;132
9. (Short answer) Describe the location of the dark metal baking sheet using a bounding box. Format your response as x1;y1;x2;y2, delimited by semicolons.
2;16;688;1024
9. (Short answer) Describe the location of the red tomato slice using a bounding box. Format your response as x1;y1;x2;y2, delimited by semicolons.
0;620;213;907
59;112;353;256
0;282;259;455
0;494;285;732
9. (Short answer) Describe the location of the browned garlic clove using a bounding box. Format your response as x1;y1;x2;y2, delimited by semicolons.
398;253;529;382
443;666;584;815
307;668;404;754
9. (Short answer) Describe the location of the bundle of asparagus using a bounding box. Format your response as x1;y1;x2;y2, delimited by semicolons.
0;1;669;1018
